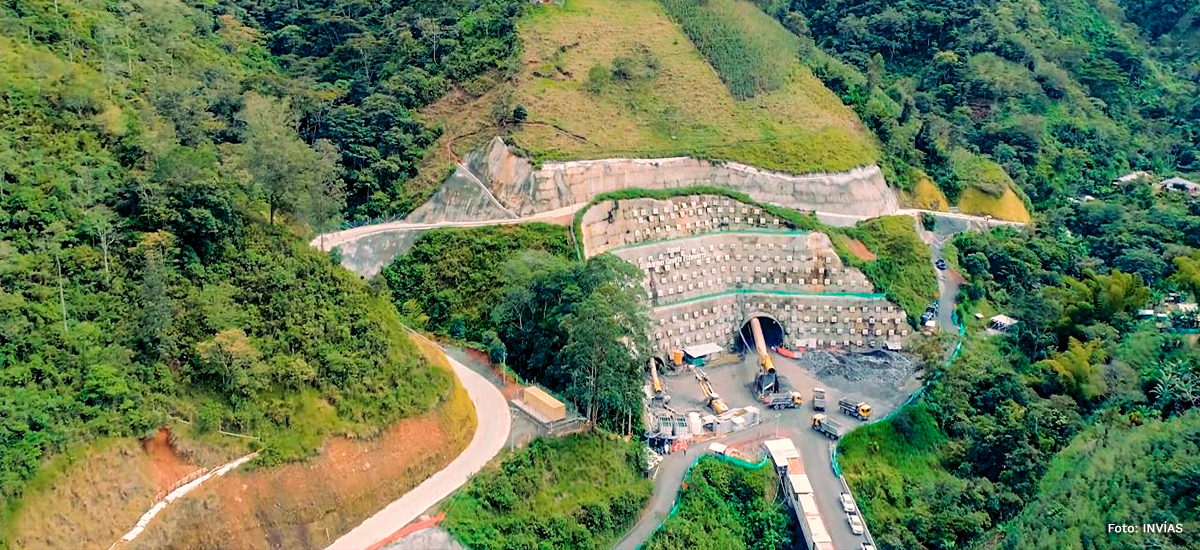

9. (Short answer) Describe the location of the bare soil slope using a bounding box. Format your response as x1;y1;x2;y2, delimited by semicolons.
10;334;474;550
126;334;476;550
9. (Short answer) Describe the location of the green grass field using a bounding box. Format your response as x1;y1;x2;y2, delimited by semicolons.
504;0;877;173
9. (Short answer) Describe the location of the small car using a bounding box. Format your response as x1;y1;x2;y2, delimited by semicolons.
935;258;948;270
847;513;865;535
840;492;856;513
861;543;876;550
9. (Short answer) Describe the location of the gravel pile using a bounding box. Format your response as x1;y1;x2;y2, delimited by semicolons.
803;350;918;387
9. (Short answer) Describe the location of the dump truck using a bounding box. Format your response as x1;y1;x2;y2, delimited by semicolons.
811;388;826;411
762;391;802;409
839;399;872;420
811;414;845;439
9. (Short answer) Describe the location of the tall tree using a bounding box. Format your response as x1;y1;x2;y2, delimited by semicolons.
239;94;341;225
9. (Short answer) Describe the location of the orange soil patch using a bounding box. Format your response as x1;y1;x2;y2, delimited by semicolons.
129;334;476;550
144;428;203;495
129;412;461;550
465;346;523;400
844;238;877;261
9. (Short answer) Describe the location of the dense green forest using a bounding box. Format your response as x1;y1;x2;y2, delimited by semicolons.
230;0;526;219
0;0;519;539
443;433;653;550
385;230;651;431
1000;411;1200;550
841;186;1200;548
644;457;795;550
381;224;572;342
755;0;1200;205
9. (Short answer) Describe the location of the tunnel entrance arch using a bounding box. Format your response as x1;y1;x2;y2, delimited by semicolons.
736;314;785;353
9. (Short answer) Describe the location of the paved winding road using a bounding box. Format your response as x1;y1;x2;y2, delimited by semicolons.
312;204;1022;254
325;331;511;550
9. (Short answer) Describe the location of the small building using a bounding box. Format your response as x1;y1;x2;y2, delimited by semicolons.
1160;177;1200;196
987;314;1018;335
682;342;724;366
522;386;565;422
1114;171;1152;185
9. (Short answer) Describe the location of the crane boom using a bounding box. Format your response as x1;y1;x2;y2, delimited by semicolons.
750;317;778;394
650;359;663;394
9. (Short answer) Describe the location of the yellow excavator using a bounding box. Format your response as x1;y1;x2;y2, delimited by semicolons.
692;366;728;414
749;317;779;395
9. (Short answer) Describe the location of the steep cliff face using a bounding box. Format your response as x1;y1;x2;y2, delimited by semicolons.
461;138;898;218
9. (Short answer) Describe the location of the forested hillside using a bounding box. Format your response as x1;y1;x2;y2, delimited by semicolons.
999;411;1200;550
840;184;1200;549
0;0;514;540
755;0;1200;210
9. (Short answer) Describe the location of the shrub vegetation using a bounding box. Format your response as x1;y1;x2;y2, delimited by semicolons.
644;456;795;550
443;434;652;550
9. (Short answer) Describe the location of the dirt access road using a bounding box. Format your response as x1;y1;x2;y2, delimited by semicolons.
325;332;510;550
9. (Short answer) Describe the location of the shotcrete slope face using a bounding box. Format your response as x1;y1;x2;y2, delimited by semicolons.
585;195;909;356
441;138;900;219
331;138;900;278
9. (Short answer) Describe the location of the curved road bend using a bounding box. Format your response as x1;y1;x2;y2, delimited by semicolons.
326;331;511;550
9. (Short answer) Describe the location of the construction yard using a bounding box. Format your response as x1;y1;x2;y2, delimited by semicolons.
637;347;921;550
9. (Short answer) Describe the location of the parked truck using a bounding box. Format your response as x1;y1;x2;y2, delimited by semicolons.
811;414;845;439
812;388;826;411
839;399;872;421
762;391;802;409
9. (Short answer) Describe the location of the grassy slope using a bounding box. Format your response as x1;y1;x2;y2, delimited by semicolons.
12;332;475;550
118;332;476;550
838;402;951;541
506;0;877;173
851;216;939;319
957;187;1033;224
907;175;951;212
443;434;652;550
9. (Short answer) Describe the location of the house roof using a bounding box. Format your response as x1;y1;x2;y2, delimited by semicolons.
1162;177;1200;190
989;314;1018;327
1114;171;1152;183
683;342;724;358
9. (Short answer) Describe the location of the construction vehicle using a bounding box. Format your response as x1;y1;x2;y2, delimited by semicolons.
749;317;779;395
693;367;728;414
811;414;845;439
762;391;802;409
811;388;826;411
838;399;872;421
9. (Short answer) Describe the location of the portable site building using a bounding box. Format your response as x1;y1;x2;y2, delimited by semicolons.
522;386;566;422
